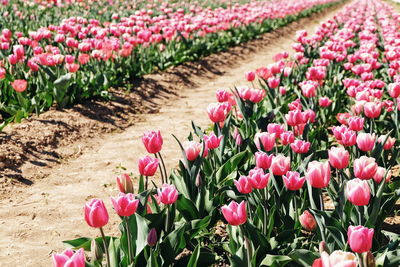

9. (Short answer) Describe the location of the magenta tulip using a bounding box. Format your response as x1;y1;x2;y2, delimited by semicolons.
234;176;253;194
248;167;270;189
353;156;378;180
306;161;331;188
271;155;291;176
255;151;273;170
84;199;109;228
282;171;305;191
347;225;374;253
204;132;223;150
111;193;140;217
221;200;247;226
52;248;85;267
157;184;178;205
345;179;370;206
290;139;311;154
328;146;350;169
142;131;163;154
254;132;276;151
138;156;159;176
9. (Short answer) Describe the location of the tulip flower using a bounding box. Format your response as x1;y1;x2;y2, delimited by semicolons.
255;151;274;170
388;82;400;98
319;97;332;107
221;200;247;226
245;71;255;81
312;250;357;267
267;123;285;138
347;225;374;253
157;184;178;205
328;146;350;169
299;210;317;231
340;129;357;147
373;167;391;183
348;117;364;132
183;140;203;161
84;199;109;228
254;132;276;151
11;79;28;93
147;228;158;247
356;133;375;152
353;156;378;180
142;131;163;154
207;102;230;123
111;193;140;217
363;102;382;119
116;173;134;194
270;155;291;176
280;131;295;145
248;167;270;189
234;176;253;194
345;178;371;206
377;135;396;150
290;139;310;153
138;156;159;176
306;161;331;188
204;132;223;149
282;171;305;191
52;248;85;267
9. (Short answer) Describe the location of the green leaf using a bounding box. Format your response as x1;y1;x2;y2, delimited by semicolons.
187;245;200;267
176;194;200;221
260;254;291;266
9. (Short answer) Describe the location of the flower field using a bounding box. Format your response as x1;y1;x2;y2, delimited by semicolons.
0;0;338;130
43;0;400;266
1;0;400;266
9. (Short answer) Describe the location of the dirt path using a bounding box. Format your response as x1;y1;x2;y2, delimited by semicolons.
0;5;347;266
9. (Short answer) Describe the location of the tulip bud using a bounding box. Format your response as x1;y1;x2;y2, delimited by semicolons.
116;174;134;194
318;241;329;254
299;210;317;231
147;228;158;247
195;174;202;187
91;239;103;262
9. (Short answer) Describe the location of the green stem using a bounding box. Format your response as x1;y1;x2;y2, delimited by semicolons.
100;227;111;267
154;153;165;184
158;152;168;184
240;225;252;267
125;218;134;265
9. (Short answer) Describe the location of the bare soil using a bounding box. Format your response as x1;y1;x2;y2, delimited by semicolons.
1;3;395;266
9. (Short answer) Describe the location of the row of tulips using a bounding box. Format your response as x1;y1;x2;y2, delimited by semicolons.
53;0;400;266
0;0;339;130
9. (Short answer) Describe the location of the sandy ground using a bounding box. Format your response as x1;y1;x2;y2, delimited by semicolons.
0;5;348;266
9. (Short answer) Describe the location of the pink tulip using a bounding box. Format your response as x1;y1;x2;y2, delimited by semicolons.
11;79;27;93
142;131;163;154
270;155;291;176
267;123;285;138
328;146;350;169
245;71;255;81
183;140;202;161
116;173;134;194
363;102;382;119
347;225;374;253
282;171;305;191
313;251;357;267
52;248;85;267
285;110;304;126
249;89;265;103
138;156;159;176
234;176;253;194
299;210;317;231
84;199;109;228
388;82;400;98
345;178;370;206
157;184;178;205
281;131;295;145
306;161;331;188
204;132;223;149
267;76;280;89
255;151;273;170
340;129;357;147
353;156;378;180
377;135;396;150
207;102;230;123
254;132;276;151
356;133;375;152
373;167;391;183
348;117;364;132
111;193;140;217
319;97;332;107
221;200;247;226
248;167;270;189
290;139;310;154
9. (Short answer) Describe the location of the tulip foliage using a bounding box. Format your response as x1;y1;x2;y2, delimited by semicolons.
55;0;400;266
0;0;338;130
